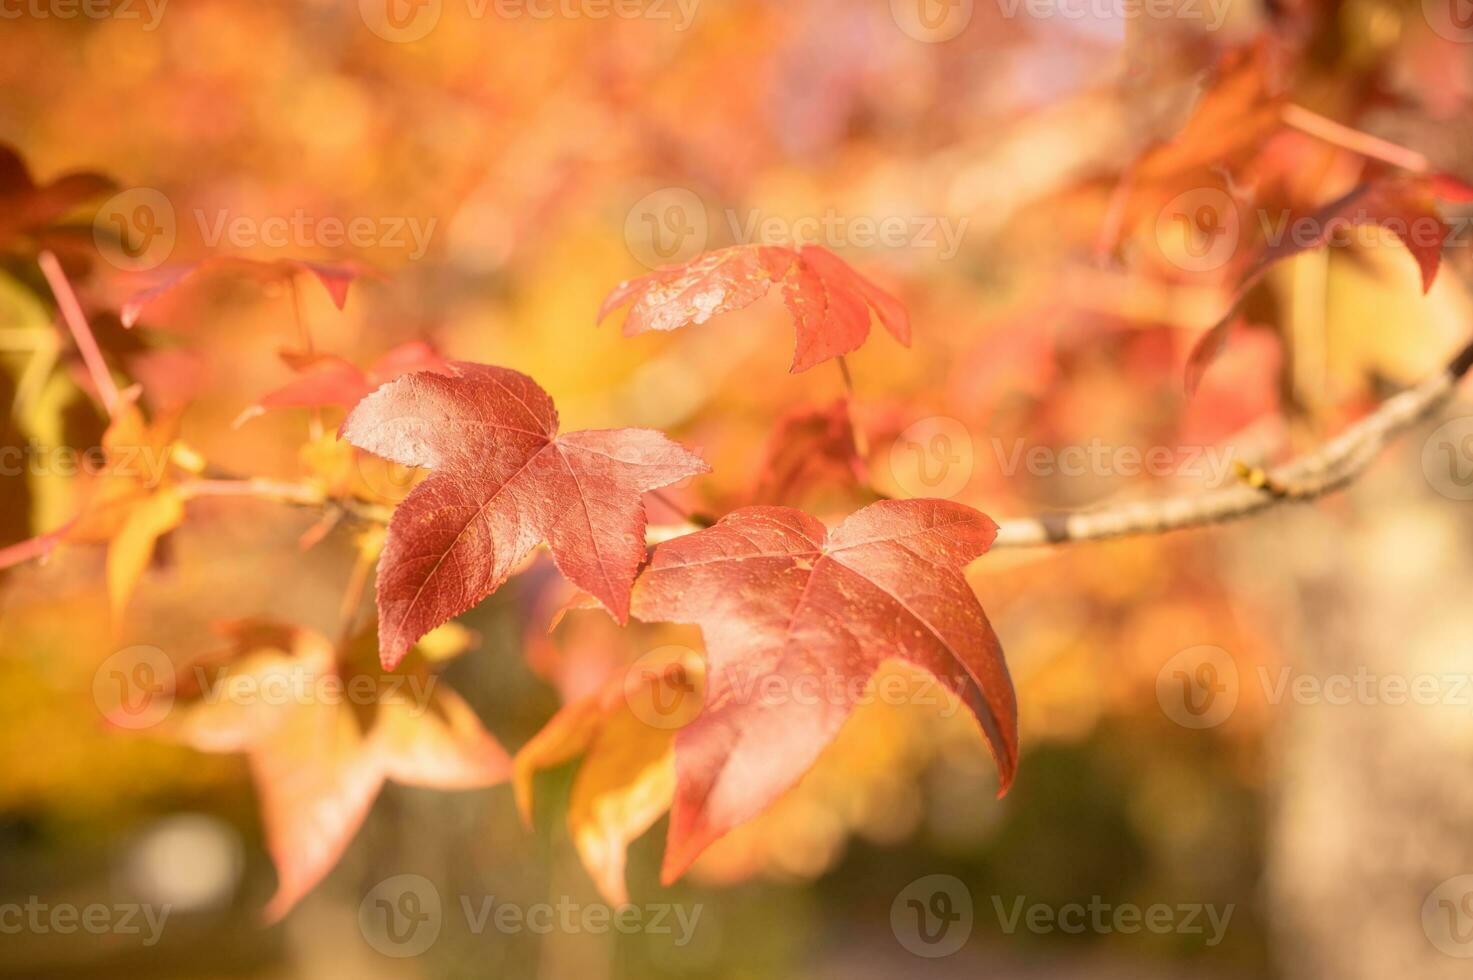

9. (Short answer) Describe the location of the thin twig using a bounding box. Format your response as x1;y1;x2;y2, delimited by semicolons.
993;338;1473;547
14;338;1468;567
336;544;376;647
1282;104;1429;173
290;277;325;441
175;478;393;523
38;251;121;418
0;519;76;571
835;355;872;464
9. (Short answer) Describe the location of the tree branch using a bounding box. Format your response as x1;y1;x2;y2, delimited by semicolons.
992;338;1473;548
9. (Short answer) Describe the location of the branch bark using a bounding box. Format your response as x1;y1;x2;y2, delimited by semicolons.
7;342;1469;566
992;339;1473;548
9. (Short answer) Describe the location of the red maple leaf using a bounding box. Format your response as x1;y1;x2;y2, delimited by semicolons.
597;244;910;373
1186;172;1473;392
629;498;1017;882
343;362;709;669
236;340;453;425
749;398;868;507
119;256;371;328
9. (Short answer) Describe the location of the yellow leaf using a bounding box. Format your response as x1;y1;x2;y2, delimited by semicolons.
569;706;676;906
106;488;184;618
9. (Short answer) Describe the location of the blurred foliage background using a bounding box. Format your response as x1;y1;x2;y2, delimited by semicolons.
3;0;1473;977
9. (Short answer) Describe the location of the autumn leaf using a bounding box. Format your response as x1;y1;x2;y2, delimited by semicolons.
343;362;709;669
0;142;115;252
597;244;910;373
235;340;452;426
159;622;508;921
1186;173;1473;392
119;257;371;329
65;397;184;617
1132;39;1289;183
629;498;1017;883
515;644;703;904
749;399;869;508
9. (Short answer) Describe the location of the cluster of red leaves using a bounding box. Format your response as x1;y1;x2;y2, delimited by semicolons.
0;141;1017;915
28;33;1473;911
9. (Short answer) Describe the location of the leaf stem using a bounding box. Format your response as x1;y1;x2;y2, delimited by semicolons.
835;355;872;465
176;477;393;523
1282;104;1428;173
38;251;121;418
290;277;325;441
336;544;375;647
